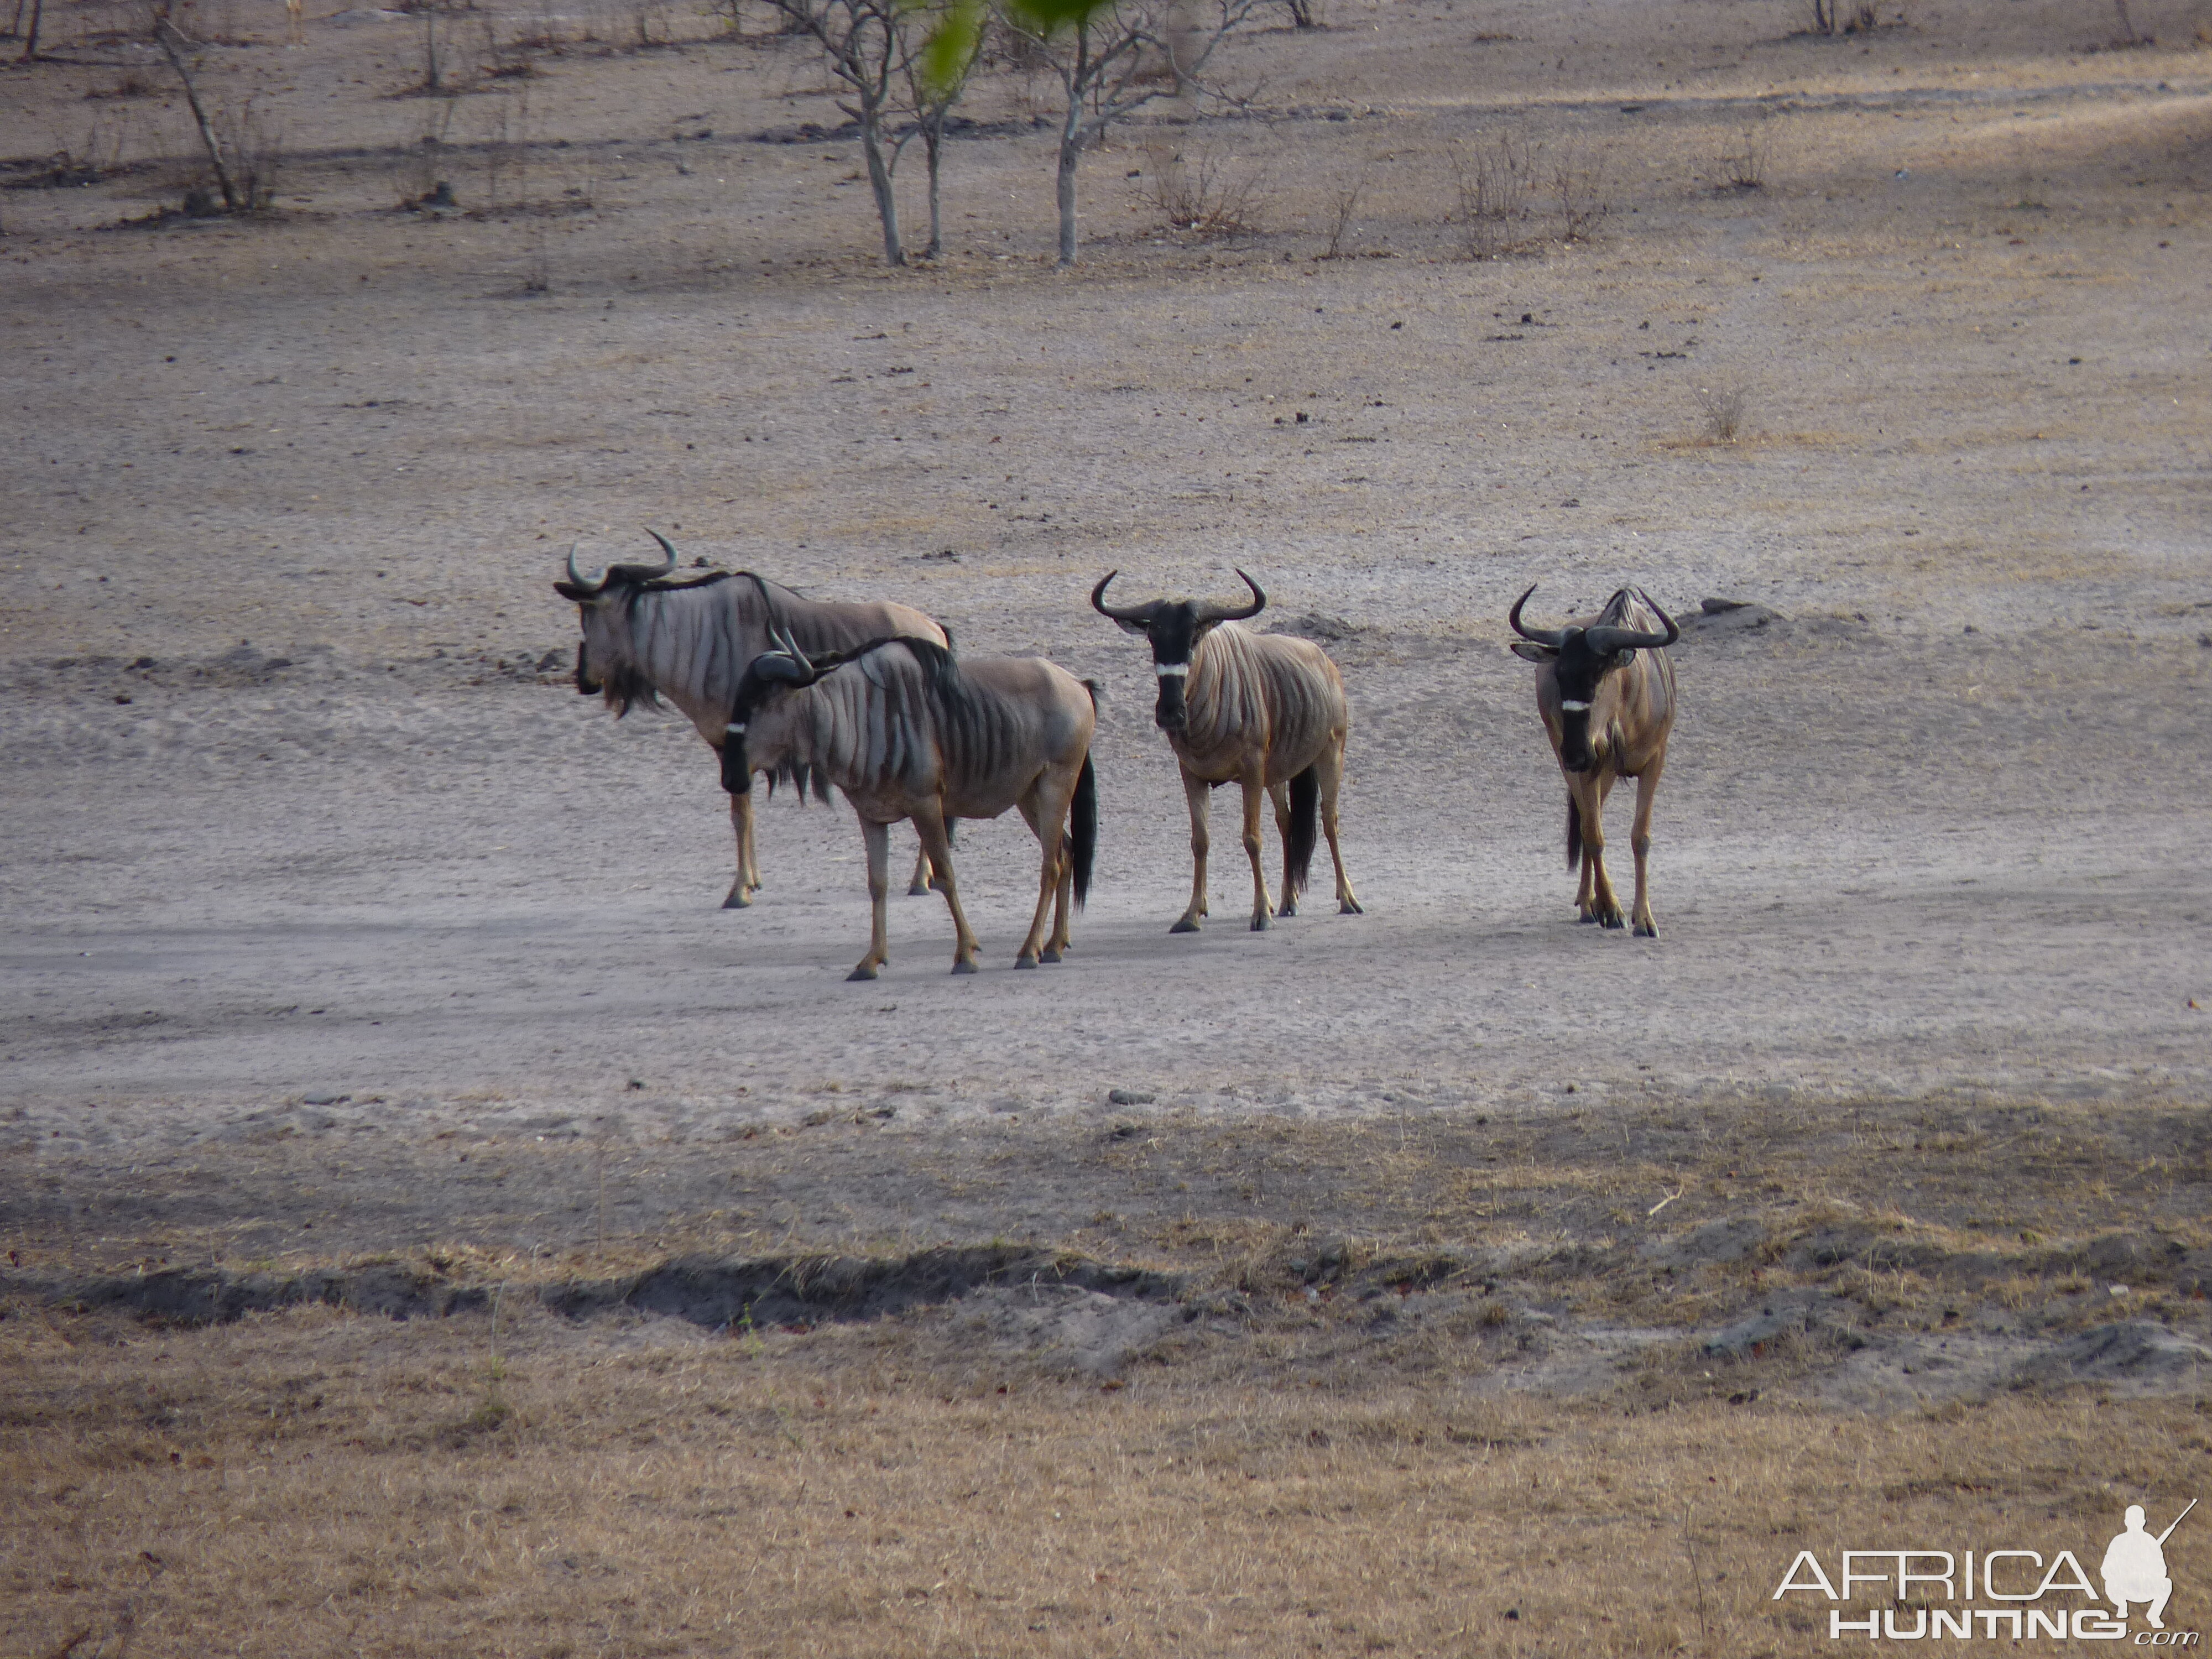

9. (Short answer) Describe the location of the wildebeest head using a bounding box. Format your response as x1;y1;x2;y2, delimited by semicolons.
552;531;681;714
1090;569;1266;733
1507;584;1678;773
718;628;845;795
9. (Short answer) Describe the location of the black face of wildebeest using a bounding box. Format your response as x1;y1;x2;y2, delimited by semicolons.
1527;631;1634;773
1089;570;1267;733
1507;583;1679;774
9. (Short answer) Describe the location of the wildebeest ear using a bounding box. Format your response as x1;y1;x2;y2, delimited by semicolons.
1114;617;1152;639
1612;649;1638;670
1509;641;1558;664
552;582;589;601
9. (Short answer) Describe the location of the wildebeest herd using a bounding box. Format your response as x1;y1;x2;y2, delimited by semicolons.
557;534;1681;979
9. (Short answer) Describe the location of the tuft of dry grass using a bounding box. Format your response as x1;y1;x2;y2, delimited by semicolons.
1693;381;1752;444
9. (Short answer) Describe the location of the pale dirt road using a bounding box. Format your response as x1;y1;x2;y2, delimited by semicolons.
3;0;2209;1261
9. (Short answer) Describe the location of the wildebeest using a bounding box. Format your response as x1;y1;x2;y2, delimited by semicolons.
722;633;1099;981
555;531;947;907
1506;585;1681;937
1091;569;1361;932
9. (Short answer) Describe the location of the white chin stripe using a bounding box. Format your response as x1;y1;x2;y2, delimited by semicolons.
1154;663;1190;678
725;722;747;735
1559;700;1593;713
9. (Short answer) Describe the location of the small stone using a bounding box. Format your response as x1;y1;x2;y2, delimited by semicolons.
301;1089;344;1106
1108;1088;1156;1106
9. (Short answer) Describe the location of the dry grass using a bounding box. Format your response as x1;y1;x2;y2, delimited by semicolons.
3;1300;2204;1659
1693;381;1752;444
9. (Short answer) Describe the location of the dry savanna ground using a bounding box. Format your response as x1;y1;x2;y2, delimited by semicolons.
6;0;2212;1651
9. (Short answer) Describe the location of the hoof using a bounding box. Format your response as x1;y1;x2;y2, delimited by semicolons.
1013;954;1038;970
950;958;979;975
1250;912;1271;932
1169;916;1203;935
1634;921;1658;938
846;963;880;982
1277;901;1298;919
907;882;931;897
1339;898;1364;916
1600;912;1626;931
1576;911;1600;925
1039;948;1063;964
722;890;753;910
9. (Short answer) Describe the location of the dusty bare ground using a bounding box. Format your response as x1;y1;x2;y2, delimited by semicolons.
5;0;2212;1650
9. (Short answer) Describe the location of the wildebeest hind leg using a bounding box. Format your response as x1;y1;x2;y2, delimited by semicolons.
912;806;981;973
848;817;893;981
1269;780;1297;917
1013;774;1075;967
1316;736;1361;915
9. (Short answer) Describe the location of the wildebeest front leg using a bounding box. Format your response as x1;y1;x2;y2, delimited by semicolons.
1316;733;1363;915
1240;770;1274;931
1575;771;1625;929
1627;759;1664;938
848;817;893;981
912;806;981;974
1172;770;1211;933
723;791;757;909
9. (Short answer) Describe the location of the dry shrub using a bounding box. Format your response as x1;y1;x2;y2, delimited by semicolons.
208;92;281;211
1448;128;1605;254
1717;119;1770;191
1693;381;1751;444
1142;141;1266;238
1319;172;1364;258
1447;128;1537;258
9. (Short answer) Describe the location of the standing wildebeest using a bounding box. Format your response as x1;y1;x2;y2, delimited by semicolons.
722;633;1099;980
1506;585;1681;937
555;531;947;907
1091;569;1361;932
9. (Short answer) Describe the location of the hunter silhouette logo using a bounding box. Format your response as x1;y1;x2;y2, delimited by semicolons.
1773;1498;2199;1643
2106;1501;2193;1630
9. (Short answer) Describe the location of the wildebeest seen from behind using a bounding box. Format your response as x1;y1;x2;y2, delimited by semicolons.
723;633;1098;980
555;531;948;907
1507;584;1680;937
1091;569;1361;932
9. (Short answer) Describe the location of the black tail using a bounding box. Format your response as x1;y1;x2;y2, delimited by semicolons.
1070;751;1098;909
1565;794;1582;871
1285;764;1319;904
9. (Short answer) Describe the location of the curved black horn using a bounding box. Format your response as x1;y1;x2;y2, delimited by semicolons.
1090;570;1157;625
1196;568;1266;626
564;542;609;596
1585;594;1679;656
1507;583;1570;648
745;650;812;686
640;529;680;579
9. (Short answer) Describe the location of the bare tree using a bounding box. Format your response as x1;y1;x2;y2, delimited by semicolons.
153;10;244;211
762;0;925;265
1003;0;1260;265
900;0;985;259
